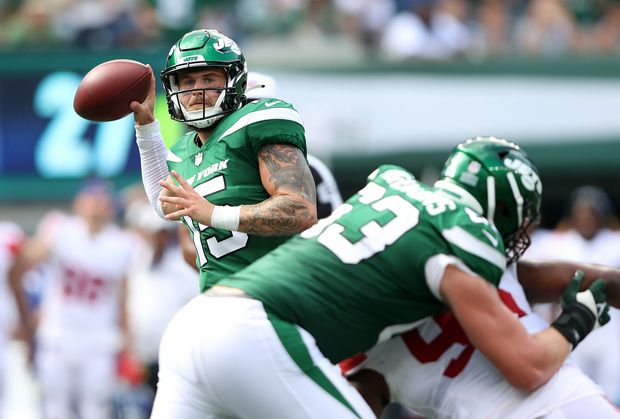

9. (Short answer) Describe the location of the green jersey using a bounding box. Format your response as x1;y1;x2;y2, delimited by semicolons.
167;98;307;292
219;165;506;363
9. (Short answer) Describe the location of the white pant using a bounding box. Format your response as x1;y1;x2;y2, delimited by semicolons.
542;395;619;419
0;334;5;404
36;340;116;419
151;295;375;419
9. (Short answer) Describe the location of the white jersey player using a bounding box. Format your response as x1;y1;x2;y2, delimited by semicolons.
526;186;620;403
10;181;136;419
342;263;620;418
0;221;26;407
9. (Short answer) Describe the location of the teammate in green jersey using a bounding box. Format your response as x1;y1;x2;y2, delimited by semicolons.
130;29;317;291
149;137;610;419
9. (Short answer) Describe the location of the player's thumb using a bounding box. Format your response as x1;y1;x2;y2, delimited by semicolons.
564;270;584;303
130;101;142;112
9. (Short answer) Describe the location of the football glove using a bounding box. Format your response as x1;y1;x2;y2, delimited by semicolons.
551;270;610;350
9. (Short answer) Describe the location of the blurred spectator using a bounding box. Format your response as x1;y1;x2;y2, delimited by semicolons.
54;0;143;49
379;0;471;60
565;0;606;27
0;0;60;48
196;2;238;40
124;201;197;414
0;0;619;59
9;179;137;419
514;0;577;56
333;0;395;54
591;0;620;55
526;185;620;404
470;0;513;57
142;0;240;45
237;0;305;36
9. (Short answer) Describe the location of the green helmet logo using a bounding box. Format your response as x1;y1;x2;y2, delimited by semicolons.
161;29;247;129
436;136;542;263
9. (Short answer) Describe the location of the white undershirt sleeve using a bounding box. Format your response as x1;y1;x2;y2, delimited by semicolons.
424;254;476;302
135;120;169;218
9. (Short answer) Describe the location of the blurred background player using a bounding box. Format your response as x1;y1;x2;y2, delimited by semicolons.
123;196;198;416
9;179;136;419
0;221;26;413
130;29;317;293
526;185;620;404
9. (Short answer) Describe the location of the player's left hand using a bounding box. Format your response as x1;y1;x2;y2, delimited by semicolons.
552;270;611;350
159;170;215;225
562;270;610;329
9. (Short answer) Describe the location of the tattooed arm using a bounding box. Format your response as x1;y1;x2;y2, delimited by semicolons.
158;143;317;236
239;143;317;235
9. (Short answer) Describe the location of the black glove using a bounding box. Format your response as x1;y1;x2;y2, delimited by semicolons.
551;270;610;350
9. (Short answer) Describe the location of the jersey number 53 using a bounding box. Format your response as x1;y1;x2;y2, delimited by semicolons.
302;182;420;264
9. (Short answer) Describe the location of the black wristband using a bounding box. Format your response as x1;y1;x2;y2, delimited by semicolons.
551;303;596;350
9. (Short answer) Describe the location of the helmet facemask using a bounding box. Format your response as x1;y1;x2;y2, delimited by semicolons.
164;66;240;128
498;195;539;264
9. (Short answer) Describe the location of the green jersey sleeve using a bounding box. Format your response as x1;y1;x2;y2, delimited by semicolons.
245;99;307;156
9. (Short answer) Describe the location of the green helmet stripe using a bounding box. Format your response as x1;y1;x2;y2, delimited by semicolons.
506;171;524;227
486;176;496;224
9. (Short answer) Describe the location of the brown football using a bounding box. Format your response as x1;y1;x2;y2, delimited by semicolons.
73;59;151;122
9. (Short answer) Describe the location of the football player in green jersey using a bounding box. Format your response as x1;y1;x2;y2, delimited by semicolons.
174;70;343;273
130;29;317;292
149;137;610;419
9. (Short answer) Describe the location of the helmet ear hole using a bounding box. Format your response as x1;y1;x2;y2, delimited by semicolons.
496;201;511;219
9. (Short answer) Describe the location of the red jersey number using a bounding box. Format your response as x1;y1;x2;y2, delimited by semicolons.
403;290;526;378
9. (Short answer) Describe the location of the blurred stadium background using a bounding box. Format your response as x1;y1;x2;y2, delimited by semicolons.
1;0;620;417
1;0;620;229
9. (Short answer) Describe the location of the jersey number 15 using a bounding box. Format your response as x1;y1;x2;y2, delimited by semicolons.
184;175;248;266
